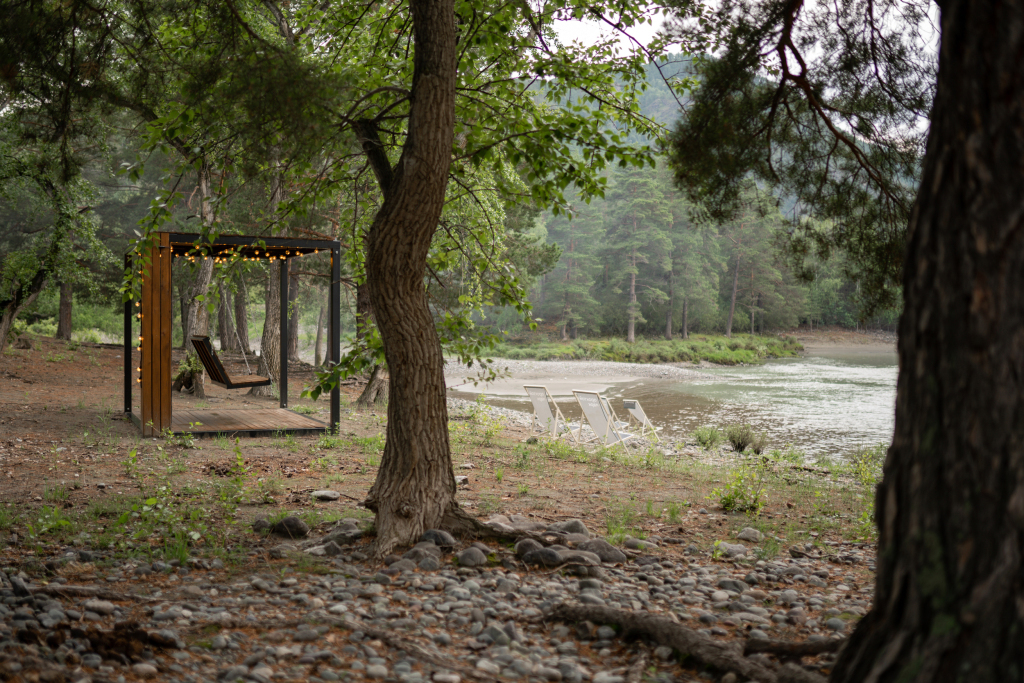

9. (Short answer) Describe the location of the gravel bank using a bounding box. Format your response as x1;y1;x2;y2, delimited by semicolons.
0;516;874;683
446;359;714;383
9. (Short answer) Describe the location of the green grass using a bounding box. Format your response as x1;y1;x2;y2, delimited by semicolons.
493;334;802;365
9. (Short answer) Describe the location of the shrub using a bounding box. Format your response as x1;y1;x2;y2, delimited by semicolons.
749;430;770;455
725;423;756;452
693;425;724;450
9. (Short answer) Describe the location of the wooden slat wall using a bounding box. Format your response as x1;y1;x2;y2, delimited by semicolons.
140;233;172;436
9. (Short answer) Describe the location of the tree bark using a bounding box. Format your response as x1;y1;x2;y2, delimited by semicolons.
314;298;326;368
665;266;673;340
234;275;250;353
356;364;390;407
218;282;236;351
726;253;740;338
250;260;281;398
682;293;689;340
55;281;72;340
287;274;300;362
627;253;637;343
360;0;460;557
831;2;1024;681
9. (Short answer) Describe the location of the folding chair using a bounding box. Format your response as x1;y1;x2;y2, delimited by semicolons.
622;399;661;441
572;390;637;450
524;385;577;444
600;396;630;431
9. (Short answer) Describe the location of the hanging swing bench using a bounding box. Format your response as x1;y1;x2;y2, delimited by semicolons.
124;231;342;438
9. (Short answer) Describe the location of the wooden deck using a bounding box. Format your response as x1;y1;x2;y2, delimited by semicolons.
161;408;327;437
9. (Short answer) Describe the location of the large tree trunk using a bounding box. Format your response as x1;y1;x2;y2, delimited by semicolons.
356;364;389;407
180;165;217;399
726;254;740;338
314;298;326;368
250;260;281;397
234;275;250;353
360;0;460;557
287;274;300;361
218;282;236;351
682;294;689;340
55;281;72;340
831;2;1024;681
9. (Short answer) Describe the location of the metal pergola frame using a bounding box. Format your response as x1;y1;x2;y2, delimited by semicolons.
124;231;341;437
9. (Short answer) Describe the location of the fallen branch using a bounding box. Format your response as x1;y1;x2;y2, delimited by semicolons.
745;637;846;658
29;585;157;602
546;604;827;683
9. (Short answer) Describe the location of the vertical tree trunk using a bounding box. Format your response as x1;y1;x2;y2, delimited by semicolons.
287;274;300;362
726;254;740;338
627;253;637;343
314;299;326;368
665;266;673;340
55;281;72;340
831;2;1024;681
361;0;461;557
682;294;688;340
234;275;250;353
250;261;281;398
218;283;235;351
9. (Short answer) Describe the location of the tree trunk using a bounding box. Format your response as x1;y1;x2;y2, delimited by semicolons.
218;283;236;351
0;289;43;354
665;267;673;340
287;274;300;362
682;294;689;340
627;255;637;343
234;275;250;353
314;299;326;368
55;281;72;340
726;254;740;338
360;0;461;558
831;2;1024;681
250;260;281;398
356;364;390;407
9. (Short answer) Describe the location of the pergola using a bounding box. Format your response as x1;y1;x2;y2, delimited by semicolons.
123;232;341;437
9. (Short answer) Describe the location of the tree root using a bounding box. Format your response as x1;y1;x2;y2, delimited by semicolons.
546;604;827;683
625;648;649;683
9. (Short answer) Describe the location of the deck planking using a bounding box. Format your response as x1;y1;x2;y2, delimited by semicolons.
167;408;327;437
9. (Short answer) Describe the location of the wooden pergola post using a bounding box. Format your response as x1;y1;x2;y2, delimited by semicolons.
137;232;172;436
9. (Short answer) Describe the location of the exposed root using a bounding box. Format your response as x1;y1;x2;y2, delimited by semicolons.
745;636;847;658
546;603;828;683
625;648;649;683
28;584;157;602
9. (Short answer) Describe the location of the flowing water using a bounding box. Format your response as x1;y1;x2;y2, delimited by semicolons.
450;347;897;457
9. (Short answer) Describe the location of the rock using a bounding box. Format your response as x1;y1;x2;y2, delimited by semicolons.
718;542;748;558
522;548;564;568
77;550;95;562
737;527;763;543
514;538;544;558
403;546;440;562
653;645;674;661
623;537;658;550
418;556;441;571
576;538;627;563
556;550;601;566
269;544;296;559
293;629;320;642
322;541;343;557
132;663;158;678
311;490;341;501
433;674;461;683
457;547;489;567
83;599;116;615
269;516;309;538
475;659;501;675
717;578;747;594
420;529;457;549
252;519;270;533
8;577;30;597
749;629;769;640
826;618;847;631
547;519;589;535
455;475;469;486
779;590;800;605
593;674;625;683
13;337;31;349
388;559;417;572
711;590;729;603
366;664;389;678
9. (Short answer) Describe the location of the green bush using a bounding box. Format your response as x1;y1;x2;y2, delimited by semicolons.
725;423;756;452
693;425;724;450
749;430;769;455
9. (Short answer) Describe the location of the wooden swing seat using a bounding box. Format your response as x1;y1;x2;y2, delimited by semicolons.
190;336;271;389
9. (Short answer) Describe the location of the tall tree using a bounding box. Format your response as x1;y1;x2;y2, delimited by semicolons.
831;1;1024;679
603;166;672;342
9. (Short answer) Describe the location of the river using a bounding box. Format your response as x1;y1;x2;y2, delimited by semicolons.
447;346;897;457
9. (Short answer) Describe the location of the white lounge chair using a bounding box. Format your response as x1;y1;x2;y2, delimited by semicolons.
622;399;661;441
573;390;637;450
600;396;630;431
524;385;577;444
